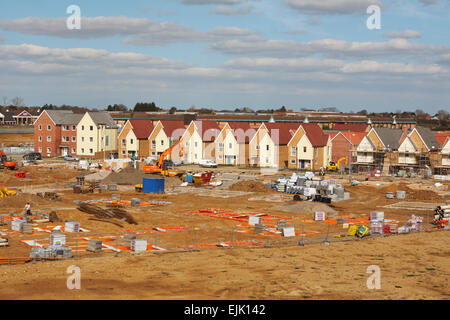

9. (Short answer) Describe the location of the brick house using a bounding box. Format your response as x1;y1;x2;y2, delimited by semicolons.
34;110;83;157
329;131;366;164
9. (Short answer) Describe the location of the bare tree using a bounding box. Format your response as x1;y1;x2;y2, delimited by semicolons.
11;96;24;107
436;109;449;122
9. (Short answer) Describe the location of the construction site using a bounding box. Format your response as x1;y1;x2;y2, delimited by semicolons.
0;143;449;300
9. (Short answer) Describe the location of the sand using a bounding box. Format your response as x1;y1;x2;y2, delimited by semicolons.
228;180;274;193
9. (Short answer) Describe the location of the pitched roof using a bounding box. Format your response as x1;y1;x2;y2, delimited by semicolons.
45;110;84;125
194;120;220;142
160;120;186;140
228;122;255;143
372;127;403;149
333;123;368;132
341;131;367;146
88;112;118;128
301;123;329;147
265;122;301;145
414;126;441;150
129;119;154;139
434;133;450;148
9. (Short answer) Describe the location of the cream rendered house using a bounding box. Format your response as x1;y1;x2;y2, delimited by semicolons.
356;136;376;163
215;122;253;166
398;136;417;165
179;121;205;164
76;112;118;157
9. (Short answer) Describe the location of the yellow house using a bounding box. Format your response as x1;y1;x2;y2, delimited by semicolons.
118;119;154;159
76;112;118;158
179;121;219;164
148;120;185;160
215;122;255;166
287;123;330;170
249;122;300;168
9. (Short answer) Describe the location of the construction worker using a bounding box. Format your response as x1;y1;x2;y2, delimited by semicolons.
24;202;31;216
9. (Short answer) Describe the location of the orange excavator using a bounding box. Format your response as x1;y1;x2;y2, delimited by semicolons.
143;140;184;175
0;151;17;170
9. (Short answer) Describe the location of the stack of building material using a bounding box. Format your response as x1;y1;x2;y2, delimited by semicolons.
386;192;395;199
131;198;141;207
50;230;66;246
130;239;147;252
254;224;266;233
108;184;118;191
370;211;384;234
249;216;261;226
396;191;406;199
407;214;424;231
87;239;102;253
50;246;72;258
314;211;326;221
65;221;80;233
22;223;33;234
282;227;295;237
11;219;25;231
30;247;52;258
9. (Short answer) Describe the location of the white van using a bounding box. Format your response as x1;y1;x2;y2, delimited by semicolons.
199;159;218;168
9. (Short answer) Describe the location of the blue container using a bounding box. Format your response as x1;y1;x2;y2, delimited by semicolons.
186;175;193;183
142;178;165;194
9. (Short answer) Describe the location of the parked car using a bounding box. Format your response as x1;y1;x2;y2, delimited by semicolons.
64;155;79;162
23;152;42;161
199;159;218;168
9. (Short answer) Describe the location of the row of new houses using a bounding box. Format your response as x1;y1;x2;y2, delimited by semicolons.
33;110;450;172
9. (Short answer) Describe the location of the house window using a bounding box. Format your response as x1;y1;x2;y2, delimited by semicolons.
63;125;69;131
256;144;259;150
161;140;164;146
303;147;307;153
219;143;223;152
195;153;198;160
72;125;76;131
105;136;109;146
38;147;42;153
38;136;42;142
47;125;51;131
152;152;156;156
122;150;126;155
47;136;51;142
72;136;76;142
266;145;269;151
291;147;296;156
152;140;156;147
90;126;93;131
229;143;232;149
89;137;93;142
81;137;85;142
219;154;223;160
122;139;126;147
81;125;85;131
290;159;296;164
89;148;93;154
363;152;368;157
265;157;269;164
38;125;42;131
130;139;134;145
195;142;198;148
47;147;51;153
72;148;76;153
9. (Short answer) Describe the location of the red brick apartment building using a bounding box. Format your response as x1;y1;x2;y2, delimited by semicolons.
34;110;83;157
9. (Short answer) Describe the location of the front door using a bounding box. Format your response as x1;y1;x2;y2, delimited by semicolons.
226;156;231;165
62;147;69;156
301;160;305;169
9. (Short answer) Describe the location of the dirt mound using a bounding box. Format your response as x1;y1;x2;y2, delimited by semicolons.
0;193;52;211
228;180;274;193
405;187;442;201
102;166;147;185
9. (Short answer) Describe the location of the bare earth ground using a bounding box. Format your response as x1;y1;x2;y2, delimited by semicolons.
0;133;34;146
0;164;449;300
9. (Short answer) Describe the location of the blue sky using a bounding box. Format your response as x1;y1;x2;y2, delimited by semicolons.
0;0;449;113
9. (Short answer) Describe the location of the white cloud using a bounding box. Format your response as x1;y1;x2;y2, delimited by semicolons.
180;0;250;4
0;16;259;46
284;0;381;15
211;37;450;59
383;30;422;39
209;5;254;15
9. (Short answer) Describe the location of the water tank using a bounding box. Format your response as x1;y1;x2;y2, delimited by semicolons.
142;178;165;194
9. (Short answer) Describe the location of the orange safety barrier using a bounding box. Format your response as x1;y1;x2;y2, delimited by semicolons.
177;240;261;249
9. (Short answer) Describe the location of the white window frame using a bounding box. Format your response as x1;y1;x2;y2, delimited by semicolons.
38;136;42;142
47;147;51;153
72;136;76;142
47;125;52;131
291;146;296;156
47;136;51;142
38;124;42;131
89;148;93;154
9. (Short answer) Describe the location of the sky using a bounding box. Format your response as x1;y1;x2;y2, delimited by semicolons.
0;0;449;113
